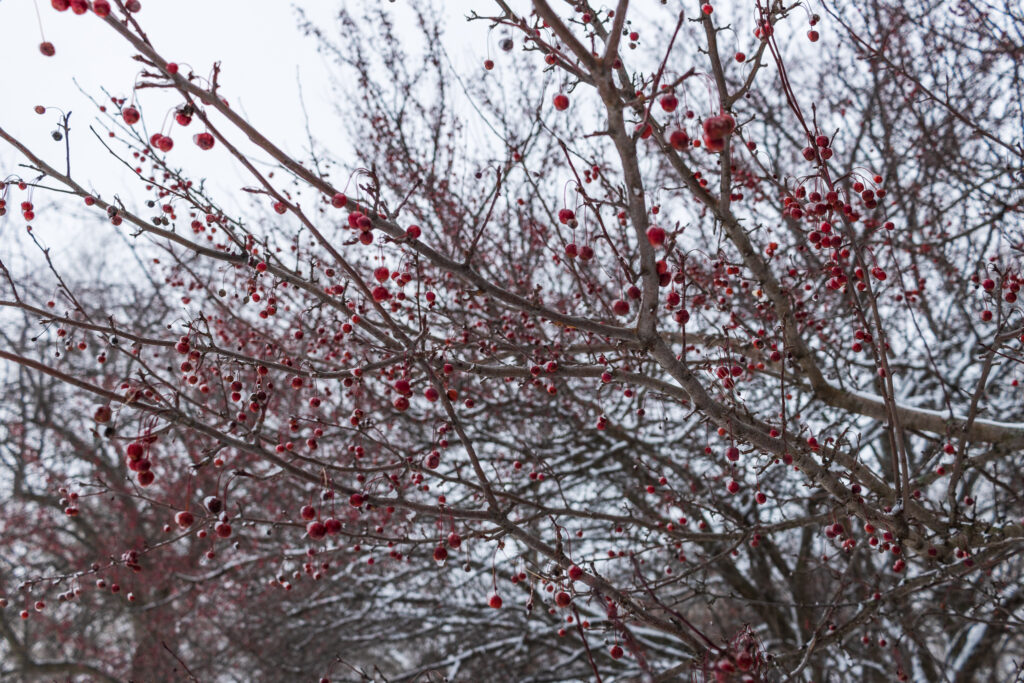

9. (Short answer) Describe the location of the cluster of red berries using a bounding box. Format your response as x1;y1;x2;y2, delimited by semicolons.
18;200;35;221
801;133;834;162
50;0;121;15
300;505;343;540
58;487;80;516
41;0;135;55
345;209;376;245
125;439;156;487
121;102;214;152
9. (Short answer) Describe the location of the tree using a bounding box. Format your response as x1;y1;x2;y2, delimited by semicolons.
1;0;1023;680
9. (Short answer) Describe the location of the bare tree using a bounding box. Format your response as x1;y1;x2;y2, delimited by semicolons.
1;0;1023;680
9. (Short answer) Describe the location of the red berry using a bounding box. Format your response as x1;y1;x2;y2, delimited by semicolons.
555;591;571;607
610;645;624;659
122;106;140;125
659;94;678;112
488;594;503;608
40;42;56;57
174;511;194;528
669;129;690;150
193;132;215;150
306;521;327;540
646;226;666;246
553;93;570;111
157;136;174;152
703;114;736;139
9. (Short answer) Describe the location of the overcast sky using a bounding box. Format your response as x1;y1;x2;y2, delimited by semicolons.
2;1;329;187
0;0;501;272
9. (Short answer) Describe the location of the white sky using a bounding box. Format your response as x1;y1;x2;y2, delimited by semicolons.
2;1;330;190
0;0;498;265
